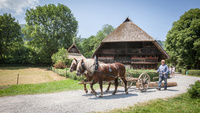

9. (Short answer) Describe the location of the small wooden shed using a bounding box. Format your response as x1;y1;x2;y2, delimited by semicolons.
67;43;86;60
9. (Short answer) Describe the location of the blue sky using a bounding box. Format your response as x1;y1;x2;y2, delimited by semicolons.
0;0;200;41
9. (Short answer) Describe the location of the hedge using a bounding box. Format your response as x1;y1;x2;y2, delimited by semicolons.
52;67;86;81
176;67;182;73
188;70;200;76
126;69;161;82
181;69;186;75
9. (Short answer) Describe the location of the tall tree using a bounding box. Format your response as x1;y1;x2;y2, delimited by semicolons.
74;35;84;53
165;8;200;69
81;35;98;58
81;24;115;57
0;13;22;62
22;4;78;63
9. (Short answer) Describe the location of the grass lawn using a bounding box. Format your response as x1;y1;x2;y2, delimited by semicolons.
108;93;200;113
0;67;65;86
0;67;109;97
0;79;103;97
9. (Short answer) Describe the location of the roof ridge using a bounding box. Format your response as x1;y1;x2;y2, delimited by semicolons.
123;17;133;23
67;43;82;54
102;17;155;42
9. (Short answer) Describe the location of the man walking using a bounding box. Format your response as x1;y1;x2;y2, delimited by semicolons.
156;60;169;90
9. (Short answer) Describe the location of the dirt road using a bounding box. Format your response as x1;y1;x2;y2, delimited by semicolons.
0;73;199;113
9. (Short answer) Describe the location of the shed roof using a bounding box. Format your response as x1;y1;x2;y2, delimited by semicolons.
67;43;82;54
67;43;86;60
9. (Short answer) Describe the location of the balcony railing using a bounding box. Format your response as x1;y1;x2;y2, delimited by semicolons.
98;57;114;63
99;48;161;55
131;57;158;64
98;56;158;64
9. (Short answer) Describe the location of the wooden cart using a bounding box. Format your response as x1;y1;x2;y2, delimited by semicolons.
121;72;150;92
78;72;150;92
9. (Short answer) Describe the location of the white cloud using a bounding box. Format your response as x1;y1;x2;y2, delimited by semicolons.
0;0;39;15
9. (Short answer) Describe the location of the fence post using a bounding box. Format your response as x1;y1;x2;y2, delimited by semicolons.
65;68;67;78
17;74;19;85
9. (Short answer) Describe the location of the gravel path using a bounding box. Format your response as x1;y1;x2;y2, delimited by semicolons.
0;73;199;113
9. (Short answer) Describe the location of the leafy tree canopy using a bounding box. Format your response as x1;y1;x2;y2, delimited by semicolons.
22;4;78;63
80;24;115;58
165;8;200;69
51;48;68;63
157;40;165;49
0;13;22;62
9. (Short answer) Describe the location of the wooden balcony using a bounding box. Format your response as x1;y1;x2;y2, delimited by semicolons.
99;48;161;55
98;56;158;65
131;57;158;64
98;57;114;63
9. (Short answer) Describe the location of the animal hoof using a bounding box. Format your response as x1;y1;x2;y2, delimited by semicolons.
90;91;94;94
126;91;128;94
98;95;103;98
85;90;88;94
105;90;109;92
112;92;116;95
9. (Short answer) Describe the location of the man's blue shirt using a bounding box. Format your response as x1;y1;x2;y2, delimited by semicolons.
157;64;169;78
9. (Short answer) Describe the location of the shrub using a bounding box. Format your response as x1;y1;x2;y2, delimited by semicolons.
182;69;186;75
178;68;182;73
126;69;159;81
67;71;86;81
187;80;200;98
188;70;200;76
65;59;73;67
53;61;66;69
51;48;70;68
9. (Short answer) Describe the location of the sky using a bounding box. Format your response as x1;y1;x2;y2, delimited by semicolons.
0;0;200;41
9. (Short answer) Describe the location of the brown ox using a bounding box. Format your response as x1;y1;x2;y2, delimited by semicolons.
69;58;112;93
76;59;128;97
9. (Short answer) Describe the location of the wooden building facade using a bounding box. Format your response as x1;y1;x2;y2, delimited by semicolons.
92;17;169;69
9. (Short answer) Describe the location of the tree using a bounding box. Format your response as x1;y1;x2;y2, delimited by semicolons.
81;35;98;58
165;8;200;69
51;48;68;63
0;13;22;63
22;4;78;63
74;35;84;53
10;45;38;64
81;24;115;57
51;48;72;68
96;24;115;41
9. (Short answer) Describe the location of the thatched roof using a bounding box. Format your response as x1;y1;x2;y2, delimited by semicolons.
67;43;86;60
102;17;155;42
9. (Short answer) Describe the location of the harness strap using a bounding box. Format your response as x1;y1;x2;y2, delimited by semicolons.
95;70;119;78
82;62;96;76
108;65;112;72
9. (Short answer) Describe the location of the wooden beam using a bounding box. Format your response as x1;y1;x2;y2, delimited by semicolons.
148;82;177;87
